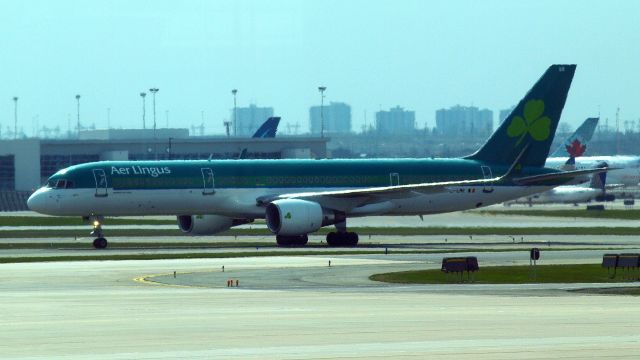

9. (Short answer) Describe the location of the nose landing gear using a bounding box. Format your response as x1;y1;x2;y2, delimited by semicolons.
89;217;108;249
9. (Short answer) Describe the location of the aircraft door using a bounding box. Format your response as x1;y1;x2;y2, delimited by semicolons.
92;169;108;197
480;166;494;193
201;168;215;195
390;172;400;186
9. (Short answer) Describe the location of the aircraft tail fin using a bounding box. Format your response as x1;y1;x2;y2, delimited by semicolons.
549;117;599;158
252;117;281;138
589;162;608;191
466;65;576;167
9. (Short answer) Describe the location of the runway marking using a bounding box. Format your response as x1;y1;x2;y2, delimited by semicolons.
133;270;242;289
133;272;204;288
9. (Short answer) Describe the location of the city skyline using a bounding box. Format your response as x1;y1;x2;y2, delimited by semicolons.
2;1;639;136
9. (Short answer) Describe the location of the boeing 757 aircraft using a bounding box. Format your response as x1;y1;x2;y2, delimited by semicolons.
28;65;605;248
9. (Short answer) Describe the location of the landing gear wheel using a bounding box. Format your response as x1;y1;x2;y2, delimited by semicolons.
93;237;108;249
326;232;339;246
326;232;359;247
346;232;359;246
276;234;308;247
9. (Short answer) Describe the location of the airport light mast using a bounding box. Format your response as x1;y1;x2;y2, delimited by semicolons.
75;94;81;136
140;92;146;129
318;86;326;138
13;96;18;139
231;89;238;136
149;88;159;139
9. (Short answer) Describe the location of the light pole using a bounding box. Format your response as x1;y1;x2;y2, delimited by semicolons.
149;88;159;138
13;96;18;139
318;86;326;137
140;92;146;129
231;89;238;136
75;94;81;135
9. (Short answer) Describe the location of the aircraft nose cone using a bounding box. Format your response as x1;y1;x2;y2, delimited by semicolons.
27;189;48;213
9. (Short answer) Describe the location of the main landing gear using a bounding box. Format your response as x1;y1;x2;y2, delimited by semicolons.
276;234;309;247
326;221;359;247
325;231;359;247
89;217;108;249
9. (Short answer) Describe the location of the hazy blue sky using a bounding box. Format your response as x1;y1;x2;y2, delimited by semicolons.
2;0;639;136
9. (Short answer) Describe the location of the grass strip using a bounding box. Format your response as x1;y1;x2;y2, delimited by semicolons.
0;247;628;263
4;226;640;238
569;287;640;296
480;209;640;220
0;216;175;226
0;250;399;263
370;264;640;284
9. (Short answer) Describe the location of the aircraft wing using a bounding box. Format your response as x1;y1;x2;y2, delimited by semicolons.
257;146;529;211
256;176;502;211
257;167;612;212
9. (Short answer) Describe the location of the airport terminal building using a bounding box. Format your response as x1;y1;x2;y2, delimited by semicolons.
0;129;328;196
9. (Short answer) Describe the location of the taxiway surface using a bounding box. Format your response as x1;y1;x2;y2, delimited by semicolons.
2;255;640;359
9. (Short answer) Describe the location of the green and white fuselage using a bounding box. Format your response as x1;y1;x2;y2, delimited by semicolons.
29;158;561;218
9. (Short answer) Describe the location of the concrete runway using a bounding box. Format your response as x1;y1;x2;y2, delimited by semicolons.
3;207;640;358
2;234;640;261
2;254;640;359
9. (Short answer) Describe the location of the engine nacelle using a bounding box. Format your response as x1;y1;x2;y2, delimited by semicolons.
265;199;326;236
177;214;251;235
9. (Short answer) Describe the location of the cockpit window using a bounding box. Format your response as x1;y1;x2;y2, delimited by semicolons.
65;181;74;189
55;180;67;189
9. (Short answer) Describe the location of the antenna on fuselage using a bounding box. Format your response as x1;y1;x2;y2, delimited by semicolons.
208;154;213;161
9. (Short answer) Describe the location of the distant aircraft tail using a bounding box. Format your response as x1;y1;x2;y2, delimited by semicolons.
239;117;281;159
465;65;576;167
549;117;599;158
252;117;281;138
589;162;608;191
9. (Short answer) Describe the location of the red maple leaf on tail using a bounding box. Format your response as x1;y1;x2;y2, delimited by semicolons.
565;139;586;157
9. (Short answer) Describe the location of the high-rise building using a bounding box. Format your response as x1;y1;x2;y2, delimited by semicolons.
435;105;493;136
309;102;351;135
499;105;516;124
231;104;274;137
375;106;416;135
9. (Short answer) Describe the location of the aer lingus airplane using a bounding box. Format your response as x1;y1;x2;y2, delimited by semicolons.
28;64;605;249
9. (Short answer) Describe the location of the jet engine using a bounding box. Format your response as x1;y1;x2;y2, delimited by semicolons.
265;199;338;236
177;214;251;235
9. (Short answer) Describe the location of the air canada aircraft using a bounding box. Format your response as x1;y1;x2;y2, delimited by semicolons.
548;116;599;158
545;116;640;186
28;64;606;249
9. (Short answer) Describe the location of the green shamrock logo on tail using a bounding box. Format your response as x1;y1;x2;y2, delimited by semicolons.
507;100;551;146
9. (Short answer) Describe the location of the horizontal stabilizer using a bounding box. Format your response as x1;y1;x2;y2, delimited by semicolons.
513;167;610;186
